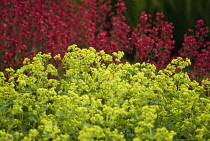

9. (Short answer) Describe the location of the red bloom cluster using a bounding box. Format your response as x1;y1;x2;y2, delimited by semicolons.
0;0;209;82
178;19;210;80
132;12;175;69
0;0;130;69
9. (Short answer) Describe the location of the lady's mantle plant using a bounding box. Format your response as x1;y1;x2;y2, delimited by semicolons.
0;45;210;140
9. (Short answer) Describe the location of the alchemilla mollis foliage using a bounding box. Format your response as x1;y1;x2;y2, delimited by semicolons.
0;44;210;140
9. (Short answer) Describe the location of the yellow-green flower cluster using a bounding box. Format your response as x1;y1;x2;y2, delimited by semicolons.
0;44;210;140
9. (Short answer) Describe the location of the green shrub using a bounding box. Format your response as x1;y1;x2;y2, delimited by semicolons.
0;45;209;140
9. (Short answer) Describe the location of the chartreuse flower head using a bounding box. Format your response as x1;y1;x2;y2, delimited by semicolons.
67;44;79;51
112;51;124;62
54;54;61;60
171;57;191;70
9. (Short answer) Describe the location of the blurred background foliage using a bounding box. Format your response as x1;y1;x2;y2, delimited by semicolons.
112;0;210;55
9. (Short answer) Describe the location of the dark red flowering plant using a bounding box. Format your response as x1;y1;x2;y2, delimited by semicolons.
0;0;209;83
0;0;128;69
131;12;175;69
178;19;210;81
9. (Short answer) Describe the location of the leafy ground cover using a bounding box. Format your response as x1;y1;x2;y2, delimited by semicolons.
0;45;210;140
1;1;210;140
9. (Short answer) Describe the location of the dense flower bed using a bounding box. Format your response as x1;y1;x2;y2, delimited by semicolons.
0;45;209;140
0;0;209;82
1;0;210;139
